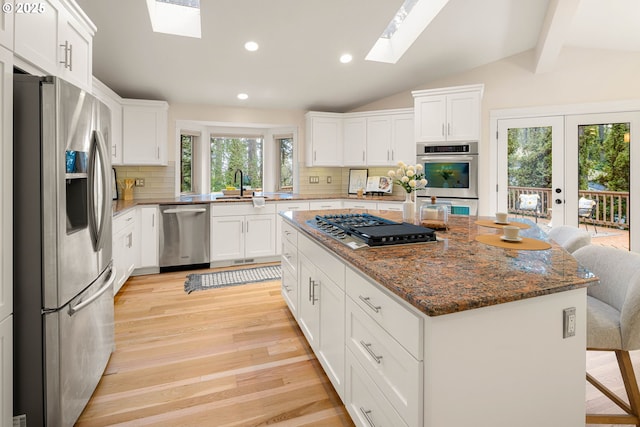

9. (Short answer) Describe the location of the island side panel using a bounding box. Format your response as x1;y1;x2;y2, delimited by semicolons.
423;288;587;427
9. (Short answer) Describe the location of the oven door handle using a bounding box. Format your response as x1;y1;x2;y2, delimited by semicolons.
418;155;476;162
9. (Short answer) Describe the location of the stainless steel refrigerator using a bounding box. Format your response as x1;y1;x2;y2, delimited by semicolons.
13;74;115;427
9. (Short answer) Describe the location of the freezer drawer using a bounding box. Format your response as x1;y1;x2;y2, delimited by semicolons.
159;204;210;267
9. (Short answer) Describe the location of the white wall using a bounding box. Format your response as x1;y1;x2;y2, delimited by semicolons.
352;47;640;214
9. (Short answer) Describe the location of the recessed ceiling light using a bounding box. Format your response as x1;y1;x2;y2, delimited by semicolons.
340;53;353;64
237;93;249;100
244;41;259;52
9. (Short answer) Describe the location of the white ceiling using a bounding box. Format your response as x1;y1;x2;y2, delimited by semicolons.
76;0;640;112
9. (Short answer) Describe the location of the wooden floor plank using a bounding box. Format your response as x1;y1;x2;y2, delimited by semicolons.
76;266;354;427
76;264;639;426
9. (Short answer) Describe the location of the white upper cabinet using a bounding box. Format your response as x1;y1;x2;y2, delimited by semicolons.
14;0;95;91
122;99;168;165
317;108;414;167
365;115;393;166
413;84;483;143
342;117;366;166
305;112;343;167
0;0;13;49
92;78;123;165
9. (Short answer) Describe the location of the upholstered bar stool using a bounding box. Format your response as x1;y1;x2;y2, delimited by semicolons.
547;225;591;254
573;246;640;426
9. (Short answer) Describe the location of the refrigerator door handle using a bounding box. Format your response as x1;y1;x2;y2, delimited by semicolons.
88;130;111;251
68;267;116;316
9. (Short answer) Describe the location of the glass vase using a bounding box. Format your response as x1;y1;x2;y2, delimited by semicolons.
402;191;415;223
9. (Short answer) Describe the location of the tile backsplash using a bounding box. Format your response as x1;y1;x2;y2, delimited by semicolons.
114;162;175;199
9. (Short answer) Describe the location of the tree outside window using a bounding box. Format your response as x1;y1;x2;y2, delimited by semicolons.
210;137;263;192
181;134;193;193
278;137;293;192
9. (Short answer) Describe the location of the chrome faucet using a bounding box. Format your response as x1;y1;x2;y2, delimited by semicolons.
234;169;244;197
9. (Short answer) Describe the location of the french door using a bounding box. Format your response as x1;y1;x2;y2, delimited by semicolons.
565;112;639;251
497;112;639;252
496;116;565;226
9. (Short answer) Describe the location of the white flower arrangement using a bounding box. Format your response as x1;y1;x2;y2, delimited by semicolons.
388;161;428;193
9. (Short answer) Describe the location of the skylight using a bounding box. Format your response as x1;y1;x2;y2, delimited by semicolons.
366;0;450;64
146;0;201;38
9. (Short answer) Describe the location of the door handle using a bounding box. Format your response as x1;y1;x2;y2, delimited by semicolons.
68;267;116;316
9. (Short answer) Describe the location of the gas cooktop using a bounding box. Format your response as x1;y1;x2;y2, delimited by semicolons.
308;213;437;249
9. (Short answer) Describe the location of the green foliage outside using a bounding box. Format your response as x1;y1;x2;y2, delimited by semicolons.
279;138;293;191
508;123;630;223
181;135;192;193
210;137;263;192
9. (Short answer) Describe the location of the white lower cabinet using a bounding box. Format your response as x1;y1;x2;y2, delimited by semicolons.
296;235;346;398
137;206;159;270
112;209;137;295
342;200;378;210
210;203;276;262
275;201;309;256
376;201;403;212
346;350;408;427
308;200;343;210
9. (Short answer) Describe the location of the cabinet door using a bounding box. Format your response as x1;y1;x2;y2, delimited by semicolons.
343;117;366;166
0;0;13;49
366;116;392;166
317;271;345;398
58;8;92;91
297;254;320;348
446;91;480;142
310;117;342;166
93;79;123;165
210;216;244;261
14;0;61;75
391;113;415;165
0;47;12;321
0;315;11;427
122;101;168;165
415;95;446;142
281;263;298;318
138;207;158;268
245;214;275;258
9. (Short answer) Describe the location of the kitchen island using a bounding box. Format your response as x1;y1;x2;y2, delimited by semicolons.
280;209;598;427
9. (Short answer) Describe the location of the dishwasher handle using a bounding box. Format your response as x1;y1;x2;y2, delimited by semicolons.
162;208;207;214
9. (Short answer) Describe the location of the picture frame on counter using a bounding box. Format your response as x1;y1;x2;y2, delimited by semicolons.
348;169;368;194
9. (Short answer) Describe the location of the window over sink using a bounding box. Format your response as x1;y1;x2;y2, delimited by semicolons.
210;136;264;192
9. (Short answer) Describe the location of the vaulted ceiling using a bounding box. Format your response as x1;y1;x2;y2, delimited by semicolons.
76;0;640;112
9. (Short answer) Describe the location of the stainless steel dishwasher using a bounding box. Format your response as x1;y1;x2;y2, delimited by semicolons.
159;204;210;269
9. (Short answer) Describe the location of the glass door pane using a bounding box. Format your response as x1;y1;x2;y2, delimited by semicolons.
497;117;564;226
567;113;636;251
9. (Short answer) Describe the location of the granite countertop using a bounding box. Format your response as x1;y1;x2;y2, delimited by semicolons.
281;210;598;317
112;192;405;216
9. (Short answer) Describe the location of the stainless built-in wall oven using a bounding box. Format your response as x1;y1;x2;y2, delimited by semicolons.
415;141;478;215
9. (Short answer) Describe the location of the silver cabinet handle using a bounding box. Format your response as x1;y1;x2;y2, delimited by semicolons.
362;151;365;161
441;123;445;136
358;295;381;313
387;150;390;161
308;277;312;302
311;280;318;304
391;149;395;161
360;341;383;364
447;122;451;135
60;41;72;70
360;408;376;427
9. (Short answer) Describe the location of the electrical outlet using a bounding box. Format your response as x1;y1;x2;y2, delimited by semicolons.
563;307;576;338
135;178;145;187
309;176;320;184
327;176;332;184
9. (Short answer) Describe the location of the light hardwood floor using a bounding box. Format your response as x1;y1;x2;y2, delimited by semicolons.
76;265;640;427
76;265;353;426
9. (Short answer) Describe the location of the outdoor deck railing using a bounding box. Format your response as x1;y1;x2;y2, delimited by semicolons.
508;186;630;230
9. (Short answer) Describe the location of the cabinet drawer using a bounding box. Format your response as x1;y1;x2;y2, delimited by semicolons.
308;200;342;210
281;220;298;246
113;209;136;234
281;238;297;272
298;234;345;289
212;202;276;216
376;202;403;212
281;263;298;317
347;298;422;426
345;350;408;427
276;201;309;212
346;267;422;359
343;200;377;209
